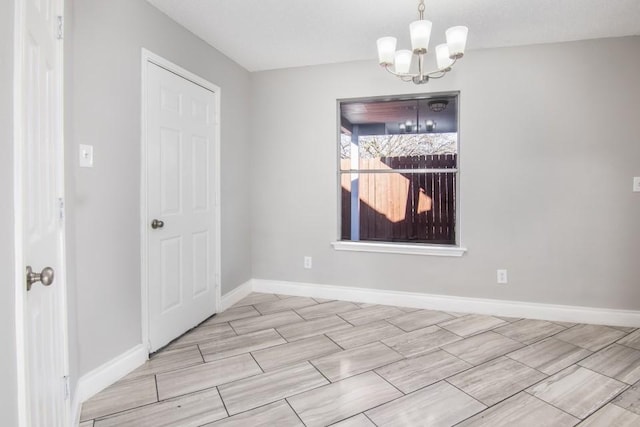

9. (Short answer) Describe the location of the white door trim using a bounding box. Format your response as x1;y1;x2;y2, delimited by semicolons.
13;0;27;422
140;48;222;352
13;0;70;425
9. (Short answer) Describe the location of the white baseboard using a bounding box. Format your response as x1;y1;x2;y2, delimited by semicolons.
252;279;640;328
71;344;148;426
70;280;253;425
220;279;254;312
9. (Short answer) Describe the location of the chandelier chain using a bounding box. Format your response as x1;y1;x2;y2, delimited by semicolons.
418;0;425;20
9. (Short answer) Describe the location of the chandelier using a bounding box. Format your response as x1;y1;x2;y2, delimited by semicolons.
376;0;468;85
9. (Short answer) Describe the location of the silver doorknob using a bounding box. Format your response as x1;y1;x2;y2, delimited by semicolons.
26;266;55;291
151;219;165;229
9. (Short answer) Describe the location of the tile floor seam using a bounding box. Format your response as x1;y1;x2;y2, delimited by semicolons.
438;346;488;369
523;386;624;423
284;397;308;426
322;333;346;351
524;366;632;420
574;362;638;387
154;375;159;402
306;358;335;384
272;326;291;343
91;394;175;423
84;293;640;425
339;382;409;420
363;412;379;427
335;311;360;327
522;390;585;422
370;369;406;396
360;378;484;425
612;398;637;412
196;343;206;362
324;413;375;427
446;357;551;402
376;339;408;361
221;365;336;415
489;322;570;347
450;403;492;426
442;377;493;410
437;345;544;383
154;361;274;404
611;332;640;350
502;336;598;370
215;386;231;419
247;351;265;373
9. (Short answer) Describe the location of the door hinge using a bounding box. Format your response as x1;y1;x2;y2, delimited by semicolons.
63;376;70;400
57;16;63;40
58;197;65;222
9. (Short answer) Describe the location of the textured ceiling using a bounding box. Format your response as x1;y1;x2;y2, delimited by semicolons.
147;0;640;72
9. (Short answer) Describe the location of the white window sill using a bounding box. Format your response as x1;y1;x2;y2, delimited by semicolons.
331;241;467;257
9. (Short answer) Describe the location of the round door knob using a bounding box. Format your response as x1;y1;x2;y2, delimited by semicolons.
151;219;165;229
26;266;55;291
40;267;55;286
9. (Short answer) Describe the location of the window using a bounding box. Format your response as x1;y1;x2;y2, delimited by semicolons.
337;94;462;253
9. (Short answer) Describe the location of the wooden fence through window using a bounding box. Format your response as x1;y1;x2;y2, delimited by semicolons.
341;154;457;244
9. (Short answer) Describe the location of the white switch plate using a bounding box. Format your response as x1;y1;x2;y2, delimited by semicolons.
633;177;640;192
304;256;312;269
497;269;508;284
79;144;94;168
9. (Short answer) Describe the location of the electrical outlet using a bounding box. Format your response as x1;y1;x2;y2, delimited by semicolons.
633;177;640;192
304;256;312;269
497;269;508;284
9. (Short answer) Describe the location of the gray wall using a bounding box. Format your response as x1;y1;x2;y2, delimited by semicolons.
250;36;640;310
0;1;19;425
70;0;252;375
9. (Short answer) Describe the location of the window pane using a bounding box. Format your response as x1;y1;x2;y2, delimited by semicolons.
359;133;457;159
340;171;456;244
340;134;458;171
339;94;459;245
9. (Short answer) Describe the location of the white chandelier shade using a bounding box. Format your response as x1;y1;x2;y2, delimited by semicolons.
394;50;413;74
409;20;432;53
376;36;397;64
446;26;469;57
376;0;468;85
436;44;453;70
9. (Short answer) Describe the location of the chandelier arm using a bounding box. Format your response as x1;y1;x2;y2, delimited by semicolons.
424;57;460;78
426;71;448;79
382;56;460;82
383;64;419;79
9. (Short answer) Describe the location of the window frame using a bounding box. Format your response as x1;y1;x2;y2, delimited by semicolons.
333;91;466;257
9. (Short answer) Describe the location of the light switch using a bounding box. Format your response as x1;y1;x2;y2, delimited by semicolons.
634;177;640;193
79;144;94;168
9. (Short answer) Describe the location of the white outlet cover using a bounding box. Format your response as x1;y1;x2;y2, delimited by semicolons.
79;144;94;168
304;256;312;269
633;177;640;192
497;269;508;284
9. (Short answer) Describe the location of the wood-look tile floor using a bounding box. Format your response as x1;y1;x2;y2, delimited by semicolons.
80;293;640;426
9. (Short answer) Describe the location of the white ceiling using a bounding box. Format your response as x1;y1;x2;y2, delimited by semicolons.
147;0;640;72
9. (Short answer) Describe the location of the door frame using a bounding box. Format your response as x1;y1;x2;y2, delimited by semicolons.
140;49;222;352
13;0;70;425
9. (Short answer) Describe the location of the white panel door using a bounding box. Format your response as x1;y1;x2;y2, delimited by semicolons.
146;62;218;351
17;0;68;425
